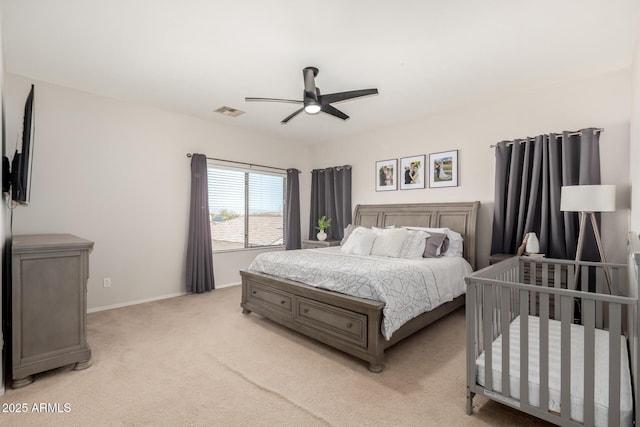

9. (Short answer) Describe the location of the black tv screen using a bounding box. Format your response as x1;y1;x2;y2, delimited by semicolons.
12;84;34;204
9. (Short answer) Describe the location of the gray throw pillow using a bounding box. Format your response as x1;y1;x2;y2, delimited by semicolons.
423;232;449;258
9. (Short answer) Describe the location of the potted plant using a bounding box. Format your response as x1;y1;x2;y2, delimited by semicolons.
315;215;331;241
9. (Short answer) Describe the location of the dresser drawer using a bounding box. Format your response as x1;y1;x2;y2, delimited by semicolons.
295;297;367;347
247;282;293;316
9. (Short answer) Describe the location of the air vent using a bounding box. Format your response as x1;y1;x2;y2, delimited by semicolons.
214;106;245;117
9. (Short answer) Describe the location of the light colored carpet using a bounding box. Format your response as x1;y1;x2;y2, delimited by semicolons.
0;285;551;426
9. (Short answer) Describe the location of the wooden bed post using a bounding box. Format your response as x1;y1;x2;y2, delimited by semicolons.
367;308;384;373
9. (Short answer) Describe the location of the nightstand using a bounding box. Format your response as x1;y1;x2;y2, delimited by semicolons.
301;240;341;249
490;253;565;286
489;253;513;265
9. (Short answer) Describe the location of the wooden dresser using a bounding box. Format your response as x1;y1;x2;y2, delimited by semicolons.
10;234;94;388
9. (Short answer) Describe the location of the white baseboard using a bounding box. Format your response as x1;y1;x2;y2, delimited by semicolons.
88;292;186;313
87;283;241;313
216;282;240;289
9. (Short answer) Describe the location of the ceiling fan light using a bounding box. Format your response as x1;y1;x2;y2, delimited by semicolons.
304;103;321;114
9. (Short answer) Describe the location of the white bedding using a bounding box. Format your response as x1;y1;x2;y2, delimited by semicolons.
248;246;472;339
476;315;633;427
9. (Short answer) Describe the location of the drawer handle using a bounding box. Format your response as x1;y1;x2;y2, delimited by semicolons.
346;323;352;329
280;300;286;305
303;308;309;314
252;290;257;295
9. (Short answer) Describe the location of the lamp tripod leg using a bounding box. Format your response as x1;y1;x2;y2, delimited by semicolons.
589;212;613;294
573;212;587;291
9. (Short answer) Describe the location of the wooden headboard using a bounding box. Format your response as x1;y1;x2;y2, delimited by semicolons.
353;202;480;270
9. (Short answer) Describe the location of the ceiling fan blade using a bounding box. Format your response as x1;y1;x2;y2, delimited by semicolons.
320;104;349;121
281;107;304;124
303;67;319;100
320;89;378;104
245;97;303;104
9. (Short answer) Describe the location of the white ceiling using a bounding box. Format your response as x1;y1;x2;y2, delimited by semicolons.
3;0;640;144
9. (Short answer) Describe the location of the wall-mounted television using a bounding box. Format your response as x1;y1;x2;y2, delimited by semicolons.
10;84;35;204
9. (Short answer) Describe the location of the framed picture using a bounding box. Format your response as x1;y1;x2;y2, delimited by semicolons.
400;155;425;190
429;150;458;188
375;159;397;191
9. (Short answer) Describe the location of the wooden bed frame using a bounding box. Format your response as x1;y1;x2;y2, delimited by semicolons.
240;202;480;372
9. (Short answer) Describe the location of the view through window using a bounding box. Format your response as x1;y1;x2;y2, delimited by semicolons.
208;165;285;251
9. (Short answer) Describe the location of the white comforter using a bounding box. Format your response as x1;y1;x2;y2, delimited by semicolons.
248;247;472;339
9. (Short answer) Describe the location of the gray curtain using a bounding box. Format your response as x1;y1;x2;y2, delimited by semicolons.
186;153;214;293
491;128;601;260
285;168;301;250
309;166;352;241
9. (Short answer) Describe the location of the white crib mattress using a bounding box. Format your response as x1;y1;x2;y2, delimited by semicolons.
476;315;633;427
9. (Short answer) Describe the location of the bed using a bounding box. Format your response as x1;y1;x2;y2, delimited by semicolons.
240;202;479;372
465;234;640;426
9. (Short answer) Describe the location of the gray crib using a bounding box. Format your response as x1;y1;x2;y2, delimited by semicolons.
466;234;640;427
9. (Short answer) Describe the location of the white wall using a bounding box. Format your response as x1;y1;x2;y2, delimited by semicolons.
311;70;632;266
630;28;640;230
4;66;633;311
4;73;310;311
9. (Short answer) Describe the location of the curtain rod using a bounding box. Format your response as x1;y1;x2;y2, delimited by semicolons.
488;128;604;148
186;153;299;173
310;165;352;172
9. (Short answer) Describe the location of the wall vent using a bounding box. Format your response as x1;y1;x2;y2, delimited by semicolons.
214;106;245;117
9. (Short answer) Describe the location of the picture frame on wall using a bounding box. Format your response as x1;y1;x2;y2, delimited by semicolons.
375;159;397;191
400;155;426;190
429;150;458;188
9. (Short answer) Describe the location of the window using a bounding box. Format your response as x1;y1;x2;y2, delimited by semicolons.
207;164;285;252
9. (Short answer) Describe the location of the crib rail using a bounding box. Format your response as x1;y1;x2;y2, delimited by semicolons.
466;255;637;427
628;232;640;427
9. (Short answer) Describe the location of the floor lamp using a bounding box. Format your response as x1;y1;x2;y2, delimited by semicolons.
560;185;616;293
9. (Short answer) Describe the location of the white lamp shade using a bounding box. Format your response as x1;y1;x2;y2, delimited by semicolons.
560;185;616;212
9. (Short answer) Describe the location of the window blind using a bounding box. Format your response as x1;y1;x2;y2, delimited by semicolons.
207;165;285;251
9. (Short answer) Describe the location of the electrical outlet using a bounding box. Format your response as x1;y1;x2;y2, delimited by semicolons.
103;278;112;288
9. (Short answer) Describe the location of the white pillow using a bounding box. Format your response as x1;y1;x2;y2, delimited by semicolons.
340;224;358;245
370;228;409;258
405;226;464;257
340;227;377;256
399;230;430;259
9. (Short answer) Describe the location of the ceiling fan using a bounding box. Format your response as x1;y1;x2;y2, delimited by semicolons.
245;66;378;124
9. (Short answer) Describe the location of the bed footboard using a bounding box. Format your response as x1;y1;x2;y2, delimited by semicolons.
465;255;638;426
241;269;386;372
241;268;465;372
